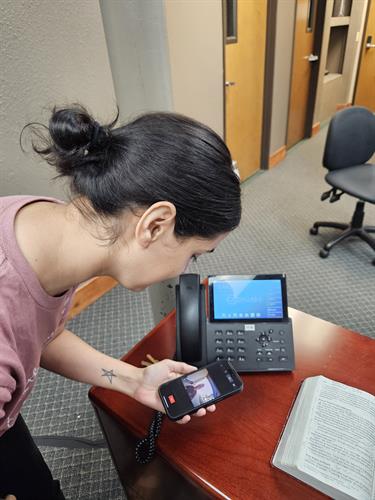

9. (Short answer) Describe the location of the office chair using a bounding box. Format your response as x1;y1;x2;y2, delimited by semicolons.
310;106;375;265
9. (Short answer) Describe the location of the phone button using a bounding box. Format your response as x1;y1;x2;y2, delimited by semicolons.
215;330;223;335
226;338;234;344
215;347;224;353
215;338;223;344
238;356;246;361
237;338;245;344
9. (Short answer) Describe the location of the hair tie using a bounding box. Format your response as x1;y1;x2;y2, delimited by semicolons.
91;121;101;145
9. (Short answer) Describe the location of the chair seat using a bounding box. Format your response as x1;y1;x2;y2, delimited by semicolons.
325;163;375;204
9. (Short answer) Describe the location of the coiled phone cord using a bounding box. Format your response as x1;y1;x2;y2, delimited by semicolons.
135;410;164;464
134;353;168;464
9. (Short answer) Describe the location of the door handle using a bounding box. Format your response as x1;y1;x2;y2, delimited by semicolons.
366;35;375;48
225;81;236;87
305;54;319;62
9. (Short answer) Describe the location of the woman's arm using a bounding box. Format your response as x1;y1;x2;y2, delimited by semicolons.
40;329;214;422
41;329;143;397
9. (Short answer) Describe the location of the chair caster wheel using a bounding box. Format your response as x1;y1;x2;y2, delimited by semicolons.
319;249;329;259
310;227;318;235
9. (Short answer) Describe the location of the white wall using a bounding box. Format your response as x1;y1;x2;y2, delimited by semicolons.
269;0;296;154
165;0;224;137
99;0;224;135
100;0;173;121
0;0;116;198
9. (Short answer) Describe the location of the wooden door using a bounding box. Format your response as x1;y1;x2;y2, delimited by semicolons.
287;0;319;148
224;0;267;181
354;1;375;110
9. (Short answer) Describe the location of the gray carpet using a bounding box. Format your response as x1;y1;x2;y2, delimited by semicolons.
22;125;375;499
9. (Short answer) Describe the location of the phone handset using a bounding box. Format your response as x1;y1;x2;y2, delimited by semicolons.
175;273;206;366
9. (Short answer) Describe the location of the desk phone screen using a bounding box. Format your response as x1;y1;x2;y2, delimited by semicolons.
209;274;288;322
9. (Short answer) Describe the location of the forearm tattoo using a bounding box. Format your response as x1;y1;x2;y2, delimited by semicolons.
101;368;117;384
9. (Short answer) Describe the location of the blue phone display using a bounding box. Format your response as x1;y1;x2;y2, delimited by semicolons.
212;279;283;320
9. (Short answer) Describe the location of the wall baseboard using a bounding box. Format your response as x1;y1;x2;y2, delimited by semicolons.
269;145;286;168
311;122;320;136
336;103;352;111
68;276;118;320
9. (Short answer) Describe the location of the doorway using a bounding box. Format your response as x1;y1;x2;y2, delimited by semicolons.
223;0;267;180
354;0;375;110
286;0;326;149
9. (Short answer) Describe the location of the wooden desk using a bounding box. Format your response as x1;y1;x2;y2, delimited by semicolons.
89;308;375;499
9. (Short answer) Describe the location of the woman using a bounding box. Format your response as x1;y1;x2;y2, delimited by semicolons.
0;105;241;500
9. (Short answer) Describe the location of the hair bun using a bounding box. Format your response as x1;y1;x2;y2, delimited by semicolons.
23;104;116;178
49;105;95;155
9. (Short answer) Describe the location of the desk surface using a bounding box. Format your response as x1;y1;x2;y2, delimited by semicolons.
90;308;375;499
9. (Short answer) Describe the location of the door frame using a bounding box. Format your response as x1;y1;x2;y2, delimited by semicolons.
260;0;277;170
286;0;326;148
353;0;373;104
222;0;277;171
222;0;227;141
304;0;326;137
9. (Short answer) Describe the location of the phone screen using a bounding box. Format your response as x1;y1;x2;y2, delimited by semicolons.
159;361;243;420
208;274;288;322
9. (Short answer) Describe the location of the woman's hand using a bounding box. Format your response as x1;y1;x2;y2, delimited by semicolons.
133;359;216;424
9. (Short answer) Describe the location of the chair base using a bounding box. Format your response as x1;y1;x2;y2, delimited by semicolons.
310;201;375;265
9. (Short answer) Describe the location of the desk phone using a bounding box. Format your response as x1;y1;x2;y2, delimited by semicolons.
176;274;295;372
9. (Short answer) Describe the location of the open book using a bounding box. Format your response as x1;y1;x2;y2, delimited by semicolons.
272;376;375;500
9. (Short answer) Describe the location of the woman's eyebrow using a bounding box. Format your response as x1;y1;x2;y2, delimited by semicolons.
207;249;215;253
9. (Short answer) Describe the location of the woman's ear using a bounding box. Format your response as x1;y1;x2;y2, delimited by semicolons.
135;201;177;248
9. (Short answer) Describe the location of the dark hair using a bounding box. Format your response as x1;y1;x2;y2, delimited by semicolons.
24;105;241;242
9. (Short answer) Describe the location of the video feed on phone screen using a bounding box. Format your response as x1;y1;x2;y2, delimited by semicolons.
182;368;221;407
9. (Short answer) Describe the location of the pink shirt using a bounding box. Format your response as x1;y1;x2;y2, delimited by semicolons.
0;195;76;436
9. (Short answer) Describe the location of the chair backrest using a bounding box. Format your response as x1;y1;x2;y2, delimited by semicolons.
323;106;375;171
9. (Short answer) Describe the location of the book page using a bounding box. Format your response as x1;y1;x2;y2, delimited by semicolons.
298;376;375;500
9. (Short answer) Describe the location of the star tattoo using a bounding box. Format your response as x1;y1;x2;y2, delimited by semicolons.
101;368;117;384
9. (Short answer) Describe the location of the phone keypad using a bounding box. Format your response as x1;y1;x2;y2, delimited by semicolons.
207;321;294;372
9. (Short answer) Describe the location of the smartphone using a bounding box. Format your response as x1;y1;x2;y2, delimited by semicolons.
158;360;243;421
